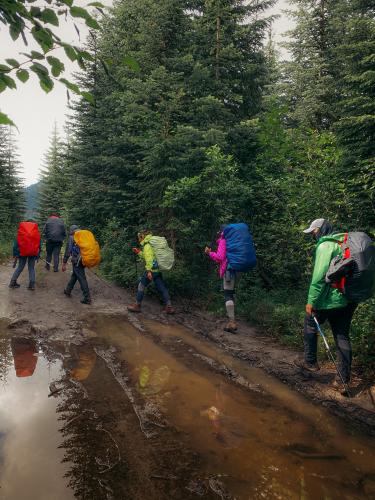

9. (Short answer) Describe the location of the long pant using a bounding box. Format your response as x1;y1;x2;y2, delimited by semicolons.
304;302;358;382
11;257;37;285
66;262;90;300
46;241;63;271
136;272;171;305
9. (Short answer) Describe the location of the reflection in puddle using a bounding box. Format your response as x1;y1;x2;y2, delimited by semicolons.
92;314;375;500
0;336;74;500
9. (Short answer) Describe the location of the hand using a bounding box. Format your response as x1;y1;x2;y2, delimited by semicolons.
147;271;153;281
62;263;67;272
204;246;211;255
305;304;314;316
132;247;141;255
12;258;17;269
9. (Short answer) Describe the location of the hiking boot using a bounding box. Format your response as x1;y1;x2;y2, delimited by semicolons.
63;289;71;297
9;281;20;289
28;282;35;291
81;297;92;305
294;358;320;372
53;268;59;273
45;264;50;271
163;305;175;315
332;378;351;396
127;303;141;313
224;321;238;333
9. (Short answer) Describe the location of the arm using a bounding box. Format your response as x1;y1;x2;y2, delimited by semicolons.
63;236;72;264
13;240;19;258
307;242;334;307
209;238;226;264
143;243;155;271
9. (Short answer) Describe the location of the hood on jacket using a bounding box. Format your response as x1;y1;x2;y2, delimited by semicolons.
140;234;153;246
70;224;79;235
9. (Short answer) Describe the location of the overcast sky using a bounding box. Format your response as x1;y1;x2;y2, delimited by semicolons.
1;0;292;187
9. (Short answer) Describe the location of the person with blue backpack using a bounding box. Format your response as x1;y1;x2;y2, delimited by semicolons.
205;223;256;333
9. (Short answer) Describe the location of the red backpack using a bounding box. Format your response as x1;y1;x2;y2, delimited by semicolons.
17;222;41;257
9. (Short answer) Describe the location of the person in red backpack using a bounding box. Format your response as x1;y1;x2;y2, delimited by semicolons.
9;220;41;290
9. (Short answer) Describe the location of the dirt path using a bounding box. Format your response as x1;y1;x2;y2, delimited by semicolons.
0;260;374;499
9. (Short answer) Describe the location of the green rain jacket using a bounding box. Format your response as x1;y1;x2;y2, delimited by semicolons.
307;232;349;310
139;234;159;272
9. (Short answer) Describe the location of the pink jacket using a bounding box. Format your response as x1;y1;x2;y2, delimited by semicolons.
209;234;227;278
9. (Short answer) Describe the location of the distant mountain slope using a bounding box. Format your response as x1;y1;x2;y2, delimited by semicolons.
25;182;39;220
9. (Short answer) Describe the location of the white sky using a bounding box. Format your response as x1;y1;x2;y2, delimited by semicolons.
0;0;292;187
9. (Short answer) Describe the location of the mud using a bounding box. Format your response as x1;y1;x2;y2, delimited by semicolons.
0;260;374;499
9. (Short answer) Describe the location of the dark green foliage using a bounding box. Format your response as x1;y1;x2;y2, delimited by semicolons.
48;0;375;373
25;182;40;220
0;125;24;230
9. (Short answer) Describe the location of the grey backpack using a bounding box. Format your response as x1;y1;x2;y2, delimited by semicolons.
326;232;375;303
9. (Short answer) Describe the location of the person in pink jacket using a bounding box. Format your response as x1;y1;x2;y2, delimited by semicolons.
205;230;238;333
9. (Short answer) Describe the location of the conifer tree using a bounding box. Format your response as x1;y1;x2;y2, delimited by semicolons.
38;123;66;222
0;125;24;229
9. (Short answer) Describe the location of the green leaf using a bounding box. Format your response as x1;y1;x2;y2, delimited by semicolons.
31;26;54;52
6;59;20;68
30;51;45;60
87;2;105;7
0;64;12;73
0;80;7;93
0;111;16;127
123;56;140;72
0;74;17;90
81;91;95;104
63;44;77;62
47;56;65;77
85;17;100;29
10;24;22;41
38;74;54;93
60;0;73;6
16;69;29;83
77;50;94;62
41;8;59;26
70;6;89;19
30;62;49;75
59;78;80;94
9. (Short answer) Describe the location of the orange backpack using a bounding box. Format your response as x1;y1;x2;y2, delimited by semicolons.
73;229;101;268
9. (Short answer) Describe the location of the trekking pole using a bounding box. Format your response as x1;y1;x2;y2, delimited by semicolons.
312;315;351;398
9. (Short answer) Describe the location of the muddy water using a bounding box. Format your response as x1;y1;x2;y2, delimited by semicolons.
0;335;74;500
91;314;375;500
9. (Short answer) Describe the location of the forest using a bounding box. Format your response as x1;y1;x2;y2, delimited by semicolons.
1;0;374;372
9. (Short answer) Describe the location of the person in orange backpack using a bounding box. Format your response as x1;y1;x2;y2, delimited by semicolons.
62;225;91;304
9;220;41;290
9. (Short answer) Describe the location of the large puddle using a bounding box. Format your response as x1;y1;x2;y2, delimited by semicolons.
0;315;374;499
90;315;375;500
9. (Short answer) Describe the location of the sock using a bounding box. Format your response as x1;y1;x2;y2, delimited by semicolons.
225;300;235;321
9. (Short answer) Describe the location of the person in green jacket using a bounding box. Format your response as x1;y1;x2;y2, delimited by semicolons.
295;218;358;389
127;231;175;314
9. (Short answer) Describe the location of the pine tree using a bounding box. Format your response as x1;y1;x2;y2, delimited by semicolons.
334;0;375;229
38;123;67;222
0;125;24;230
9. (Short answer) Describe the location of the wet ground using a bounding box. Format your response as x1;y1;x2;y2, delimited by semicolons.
0;262;374;499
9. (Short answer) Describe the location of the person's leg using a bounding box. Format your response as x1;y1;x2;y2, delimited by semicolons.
65;266;78;295
302;310;328;368
327;303;357;383
52;242;62;272
27;257;36;289
136;272;150;304
153;273;171;305
223;271;237;332
45;241;53;269
74;263;91;303
10;257;26;286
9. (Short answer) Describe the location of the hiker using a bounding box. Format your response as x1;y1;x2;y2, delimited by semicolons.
62;225;91;304
295;218;358;391
205;227;238;333
9;221;41;290
127;230;175;314
43;214;66;272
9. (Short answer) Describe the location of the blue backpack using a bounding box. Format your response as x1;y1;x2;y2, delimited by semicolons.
223;223;256;272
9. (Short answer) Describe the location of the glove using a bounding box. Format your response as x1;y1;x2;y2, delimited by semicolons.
147;271;153;281
132;247;141;255
204;246;211;255
62;263;67;272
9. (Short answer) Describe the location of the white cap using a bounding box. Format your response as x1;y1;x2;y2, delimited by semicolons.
303;218;325;234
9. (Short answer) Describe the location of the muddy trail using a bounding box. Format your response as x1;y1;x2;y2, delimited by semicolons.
0;261;374;499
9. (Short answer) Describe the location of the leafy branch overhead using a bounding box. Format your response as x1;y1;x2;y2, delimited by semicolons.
0;0;106;123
